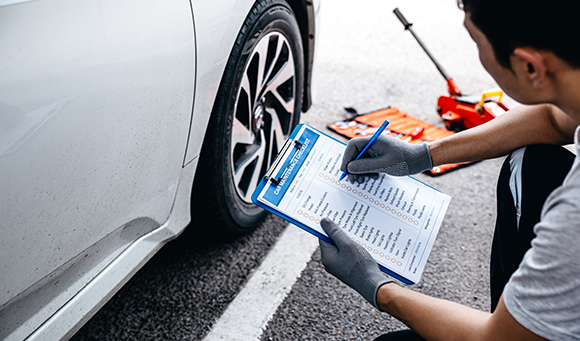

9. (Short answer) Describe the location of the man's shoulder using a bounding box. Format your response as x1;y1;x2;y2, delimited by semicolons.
541;150;580;216
505;168;580;340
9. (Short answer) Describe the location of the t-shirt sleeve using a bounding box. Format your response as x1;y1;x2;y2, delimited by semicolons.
503;183;580;340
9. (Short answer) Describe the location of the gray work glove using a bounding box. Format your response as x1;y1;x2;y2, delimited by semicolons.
341;135;433;183
319;218;393;310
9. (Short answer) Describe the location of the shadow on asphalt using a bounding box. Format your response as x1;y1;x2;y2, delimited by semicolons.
72;214;288;341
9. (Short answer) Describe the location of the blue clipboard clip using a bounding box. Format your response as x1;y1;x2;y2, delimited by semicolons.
264;138;303;185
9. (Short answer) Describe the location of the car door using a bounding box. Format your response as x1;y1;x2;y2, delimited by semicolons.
0;0;195;324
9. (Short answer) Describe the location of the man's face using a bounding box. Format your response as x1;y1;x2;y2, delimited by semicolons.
464;12;529;103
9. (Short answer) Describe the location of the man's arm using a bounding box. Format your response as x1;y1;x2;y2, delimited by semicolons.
429;103;577;166
341;104;577;180
319;219;547;341
377;283;546;341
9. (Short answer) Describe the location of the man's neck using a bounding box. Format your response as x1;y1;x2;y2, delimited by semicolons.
547;65;580;124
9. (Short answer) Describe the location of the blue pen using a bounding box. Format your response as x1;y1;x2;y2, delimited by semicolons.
339;119;390;181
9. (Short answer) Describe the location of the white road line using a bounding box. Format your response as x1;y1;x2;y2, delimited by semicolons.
202;224;319;341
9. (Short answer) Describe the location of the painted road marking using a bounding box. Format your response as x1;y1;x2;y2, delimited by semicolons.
202;224;319;341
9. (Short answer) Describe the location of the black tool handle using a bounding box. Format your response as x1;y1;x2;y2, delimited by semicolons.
392;8;451;81
393;8;412;30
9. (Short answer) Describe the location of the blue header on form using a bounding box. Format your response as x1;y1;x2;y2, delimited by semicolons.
263;127;319;206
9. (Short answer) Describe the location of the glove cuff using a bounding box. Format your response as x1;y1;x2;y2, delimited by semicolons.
408;142;433;174
366;275;394;310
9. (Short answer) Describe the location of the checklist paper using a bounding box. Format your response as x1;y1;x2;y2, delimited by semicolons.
253;124;451;284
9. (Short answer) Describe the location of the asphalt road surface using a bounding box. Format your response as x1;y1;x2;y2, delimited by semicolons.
73;0;516;340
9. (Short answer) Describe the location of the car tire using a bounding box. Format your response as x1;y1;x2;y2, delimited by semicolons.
192;0;304;237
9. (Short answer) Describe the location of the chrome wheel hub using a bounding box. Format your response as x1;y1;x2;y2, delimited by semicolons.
253;104;265;132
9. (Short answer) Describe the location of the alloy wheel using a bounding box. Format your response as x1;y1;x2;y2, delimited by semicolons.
230;32;297;203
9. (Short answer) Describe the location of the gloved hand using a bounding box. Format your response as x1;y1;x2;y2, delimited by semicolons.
319;218;393;310
341;135;433;182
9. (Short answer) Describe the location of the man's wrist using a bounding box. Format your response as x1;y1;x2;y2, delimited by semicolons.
426;141;440;168
376;281;398;312
369;277;394;310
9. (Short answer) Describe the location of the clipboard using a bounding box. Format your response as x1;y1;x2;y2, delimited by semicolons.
252;124;450;285
252;124;337;246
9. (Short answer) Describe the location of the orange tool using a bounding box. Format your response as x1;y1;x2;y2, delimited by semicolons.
403;126;425;142
327;107;471;176
393;8;510;131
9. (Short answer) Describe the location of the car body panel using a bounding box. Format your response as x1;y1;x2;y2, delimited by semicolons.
0;0;320;339
26;158;199;341
0;0;195;338
184;0;255;166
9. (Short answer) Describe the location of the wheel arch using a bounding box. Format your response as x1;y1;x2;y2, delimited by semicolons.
184;0;317;168
189;0;309;236
285;0;316;112
185;0;317;167
186;0;318;210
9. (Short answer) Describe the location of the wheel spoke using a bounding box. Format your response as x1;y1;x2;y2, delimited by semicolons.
240;73;253;111
254;40;270;104
232;132;266;202
261;35;284;90
270;82;296;114
245;130;268;201
232;116;254;146
268;58;294;90
264;106;287;167
231;74;254;149
263;42;295;113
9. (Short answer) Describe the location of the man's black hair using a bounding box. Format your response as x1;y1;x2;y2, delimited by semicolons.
459;0;580;70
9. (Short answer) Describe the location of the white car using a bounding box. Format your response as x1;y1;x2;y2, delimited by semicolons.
0;0;320;339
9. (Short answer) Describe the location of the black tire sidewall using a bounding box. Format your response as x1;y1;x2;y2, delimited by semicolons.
197;0;304;233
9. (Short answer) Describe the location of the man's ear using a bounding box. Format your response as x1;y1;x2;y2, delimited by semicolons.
513;48;548;88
